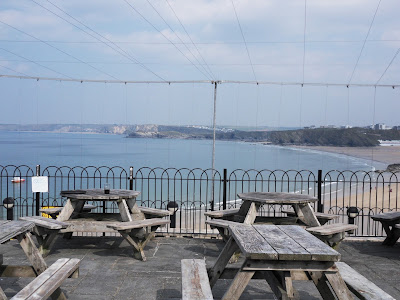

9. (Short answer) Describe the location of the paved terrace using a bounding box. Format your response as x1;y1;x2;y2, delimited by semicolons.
1;235;399;299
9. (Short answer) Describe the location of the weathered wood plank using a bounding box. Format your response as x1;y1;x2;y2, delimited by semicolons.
204;208;240;218
278;225;340;262
61;189;140;200
56;199;77;222
243;202;259;224
0;287;6;300
181;259;213;300
20;217;69;230
206;219;241;229
138;206;172;217
237;192;318;205
295;203;321;227
336;262;396;300
307;224;357;236
107;219;169;231
371;211;400;222
325;271;354;300
60;220;119;233
229;225;278;260
118;199;133;222
221;270;255;300
242;260;335;272
0;221;35;244
11;258;80;300
262;271;292;300
16;232;47;275
282;209;340;224
209;237;240;287
254;225;311;261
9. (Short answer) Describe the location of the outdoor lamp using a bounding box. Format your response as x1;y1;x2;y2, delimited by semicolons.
347;206;359;224
167;201;179;228
3;197;15;220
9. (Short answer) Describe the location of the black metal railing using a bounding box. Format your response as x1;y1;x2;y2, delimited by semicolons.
1;165;398;236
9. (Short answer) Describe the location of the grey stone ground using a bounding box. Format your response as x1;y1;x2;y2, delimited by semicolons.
1;236;399;299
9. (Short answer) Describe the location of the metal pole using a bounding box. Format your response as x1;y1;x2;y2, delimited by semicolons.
223;169;227;210
211;82;218;211
129;166;134;190
317;169;323;213
35;165;40;216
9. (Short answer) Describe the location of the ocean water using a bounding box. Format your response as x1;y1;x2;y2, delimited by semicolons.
0;130;379;173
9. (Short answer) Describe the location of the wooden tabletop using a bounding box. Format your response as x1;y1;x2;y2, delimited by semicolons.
371;211;400;222
60;189;140;201
0;220;35;244
237;192;318;204
229;224;340;262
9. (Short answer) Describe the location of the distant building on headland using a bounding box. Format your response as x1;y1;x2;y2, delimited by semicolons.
372;123;392;130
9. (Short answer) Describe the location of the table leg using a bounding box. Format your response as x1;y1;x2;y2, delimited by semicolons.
57;199;85;221
263;271;295;300
221;270;255;300
16;232;47;275
32;226;60;257
381;223;400;246
208;236;240;287
118;199;133;222
309;270;353;300
293;203;321;227
0;287;7;300
125;199;145;220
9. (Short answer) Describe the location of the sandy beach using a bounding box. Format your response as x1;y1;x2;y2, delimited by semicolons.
293;145;400;166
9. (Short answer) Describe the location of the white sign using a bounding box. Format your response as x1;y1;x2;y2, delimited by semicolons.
32;176;48;193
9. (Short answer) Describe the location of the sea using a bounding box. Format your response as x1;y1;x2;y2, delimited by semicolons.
0;130;383;172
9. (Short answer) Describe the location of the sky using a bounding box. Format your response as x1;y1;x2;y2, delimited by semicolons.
0;0;399;128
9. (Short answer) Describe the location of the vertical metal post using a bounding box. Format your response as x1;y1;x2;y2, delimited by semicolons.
317;169;323;213
129;166;134;190
223;169;227;210
35;165;40;216
211;82;218;212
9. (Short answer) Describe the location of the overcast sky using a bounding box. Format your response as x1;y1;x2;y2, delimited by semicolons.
0;0;399;127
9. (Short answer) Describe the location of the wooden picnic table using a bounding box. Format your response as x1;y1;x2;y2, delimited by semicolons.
208;224;353;300
371;211;400;245
0;220;80;299
237;192;321;226
54;189;170;260
0;220;47;276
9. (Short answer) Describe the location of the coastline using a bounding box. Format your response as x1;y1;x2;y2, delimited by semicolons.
291;145;400;166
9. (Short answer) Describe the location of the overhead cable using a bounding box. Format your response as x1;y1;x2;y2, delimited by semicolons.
231;0;257;81
375;47;400;84
0;20;120;81
146;0;214;79
0;47;73;79
165;0;216;79
123;0;212;80
38;0;165;81
348;0;382;84
302;0;307;83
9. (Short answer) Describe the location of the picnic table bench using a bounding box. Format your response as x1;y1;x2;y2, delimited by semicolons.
181;259;213;300
39;204;97;219
0;220;80;300
107;218;170;261
371;211;400;245
336;262;395;300
7;258;80;300
19;216;69;256
281;209;340;225
306;223;358;249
